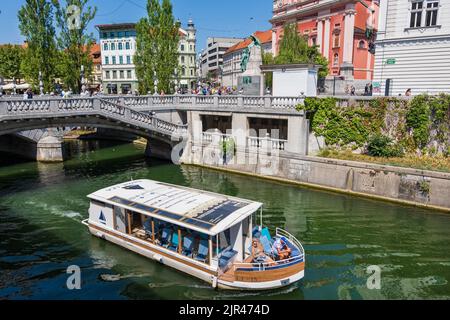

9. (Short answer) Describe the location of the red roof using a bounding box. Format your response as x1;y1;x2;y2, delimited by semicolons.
90;43;101;64
225;30;272;55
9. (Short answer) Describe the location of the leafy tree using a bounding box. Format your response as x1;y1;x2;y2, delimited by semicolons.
18;0;59;91
135;0;180;94
262;52;274;90
274;23;329;79
52;0;97;93
0;45;25;81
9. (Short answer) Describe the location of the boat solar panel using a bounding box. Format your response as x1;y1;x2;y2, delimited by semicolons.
109;196;133;206
197;201;247;224
182;218;215;230
157;210;184;221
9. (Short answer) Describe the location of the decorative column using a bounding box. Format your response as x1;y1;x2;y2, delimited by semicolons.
322;17;331;61
341;4;356;79
317;19;324;54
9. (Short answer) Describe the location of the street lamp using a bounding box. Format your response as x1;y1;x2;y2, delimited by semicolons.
81;65;86;95
39;71;44;96
153;70;158;95
12;77;16;95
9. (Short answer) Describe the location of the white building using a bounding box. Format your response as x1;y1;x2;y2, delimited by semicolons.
373;0;450;96
178;19;197;92
97;23;138;94
222;30;273;88
97;20;197;94
199;37;244;83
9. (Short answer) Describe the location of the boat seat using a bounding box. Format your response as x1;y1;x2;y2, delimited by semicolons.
260;236;277;259
261;228;273;244
168;232;179;252
219;247;238;270
194;240;209;263
182;235;195;257
161;228;171;247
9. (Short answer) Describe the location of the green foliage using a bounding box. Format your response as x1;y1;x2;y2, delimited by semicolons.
367;134;403;158
135;0;180;94
262;52;274;89
273;23;329;79
299;97;381;147
0;45;25;80
220;138;236;158
406;95;431;149
52;0;97;93
300;95;450;158
18;0;59;91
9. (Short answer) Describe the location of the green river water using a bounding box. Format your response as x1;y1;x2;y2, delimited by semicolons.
0;140;449;300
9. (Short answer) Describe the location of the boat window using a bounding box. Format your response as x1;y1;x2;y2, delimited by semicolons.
218;230;231;253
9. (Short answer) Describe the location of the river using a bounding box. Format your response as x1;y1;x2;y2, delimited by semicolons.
0;140;449;300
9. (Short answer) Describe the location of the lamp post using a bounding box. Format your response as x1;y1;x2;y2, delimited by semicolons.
12;77;16;95
153;70;158;95
39;71;44;96
81;65;86;95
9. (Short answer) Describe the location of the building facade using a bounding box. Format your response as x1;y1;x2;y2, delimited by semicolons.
97;20;197;94
88;43;102;91
222;30;273;88
373;0;450;96
271;0;379;81
199;37;244;83
178;19;197;92
97;23;138;94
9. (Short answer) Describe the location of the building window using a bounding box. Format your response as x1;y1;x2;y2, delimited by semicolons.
118;43;123;50
105;56;109;65
126;56;131;64
112;56;116;64
181;67;186;76
190;69;194;76
112;71;117;79
119;56;123;64
127;70;132;79
311;37;317;46
111;43;116;50
426;0;439;26
120;70;124;79
410;1;424;28
126;42;130;50
181;44;185;51
105;71;110;79
358;40;366;49
333;33;340;48
333;53;339;66
103;43;108;51
181;56;185;63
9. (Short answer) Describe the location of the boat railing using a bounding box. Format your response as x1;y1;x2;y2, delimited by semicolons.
231;228;305;273
232;254;304;272
276;227;305;257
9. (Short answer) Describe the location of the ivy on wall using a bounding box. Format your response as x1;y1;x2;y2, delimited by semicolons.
298;94;450;156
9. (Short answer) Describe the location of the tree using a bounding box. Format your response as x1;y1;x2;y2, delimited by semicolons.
0;45;25;82
274;23;329;79
262;52;274;90
135;0;180;94
52;0;97;93
18;0;59;91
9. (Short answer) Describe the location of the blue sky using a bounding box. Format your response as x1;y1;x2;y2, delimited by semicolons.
0;0;272;52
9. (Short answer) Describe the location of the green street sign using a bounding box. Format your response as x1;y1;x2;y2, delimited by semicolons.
386;58;396;65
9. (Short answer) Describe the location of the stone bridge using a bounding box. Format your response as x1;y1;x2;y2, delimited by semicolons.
0;94;314;162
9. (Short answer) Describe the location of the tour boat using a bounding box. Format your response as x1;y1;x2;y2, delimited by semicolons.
82;180;305;290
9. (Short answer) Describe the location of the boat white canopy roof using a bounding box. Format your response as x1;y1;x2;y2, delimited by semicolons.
88;180;262;236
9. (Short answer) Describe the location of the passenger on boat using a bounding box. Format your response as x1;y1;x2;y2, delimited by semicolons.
273;238;292;260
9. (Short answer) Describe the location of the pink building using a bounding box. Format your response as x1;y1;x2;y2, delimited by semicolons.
271;0;379;80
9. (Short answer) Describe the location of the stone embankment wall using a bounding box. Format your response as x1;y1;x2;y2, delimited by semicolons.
182;144;450;212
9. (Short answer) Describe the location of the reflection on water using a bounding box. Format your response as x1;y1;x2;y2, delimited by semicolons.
0;140;450;300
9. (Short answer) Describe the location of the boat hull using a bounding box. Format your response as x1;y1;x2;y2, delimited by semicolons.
85;221;305;291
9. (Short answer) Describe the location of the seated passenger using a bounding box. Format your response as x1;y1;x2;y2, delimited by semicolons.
273;238;292;260
251;239;265;261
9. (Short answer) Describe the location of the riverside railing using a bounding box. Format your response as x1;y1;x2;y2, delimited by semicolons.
0;97;188;138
